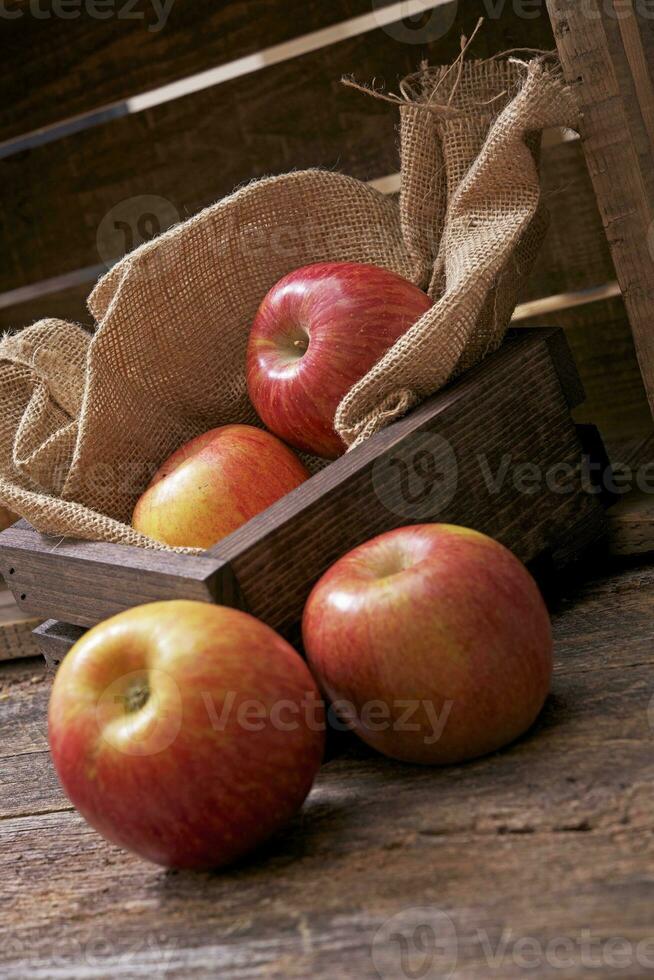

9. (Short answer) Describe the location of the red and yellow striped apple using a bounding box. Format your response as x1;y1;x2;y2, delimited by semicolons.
246;262;432;459
302;524;552;765
132;424;309;548
49;600;325;870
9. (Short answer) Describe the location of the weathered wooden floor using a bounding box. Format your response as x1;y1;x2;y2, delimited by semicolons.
2;560;654;978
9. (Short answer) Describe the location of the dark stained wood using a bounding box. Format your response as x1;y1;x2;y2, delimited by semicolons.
606;432;654;556
523;296;653;449
33;620;85;667
2;560;654;976
0;331;606;641
0;138;612;334
0;0;401;144
0;281;94;332
547;0;654;423
521;137;616;303
0;3;556;294
0;521;236;628
209;330;605;641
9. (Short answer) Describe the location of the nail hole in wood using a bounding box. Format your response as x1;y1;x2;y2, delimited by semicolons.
8;568;14;575
19;593;26;601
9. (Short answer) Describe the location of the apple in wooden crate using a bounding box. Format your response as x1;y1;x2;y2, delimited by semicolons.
132;424;309;548
48;601;325;870
302;524;552;765
246;262;432;459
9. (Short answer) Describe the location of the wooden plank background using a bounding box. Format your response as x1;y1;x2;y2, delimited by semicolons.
0;0;400;142
0;0;650;454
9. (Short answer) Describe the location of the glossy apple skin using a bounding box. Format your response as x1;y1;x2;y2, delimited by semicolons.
302;524;552;765
132;424;309;548
49;601;325;870
246;262;432;459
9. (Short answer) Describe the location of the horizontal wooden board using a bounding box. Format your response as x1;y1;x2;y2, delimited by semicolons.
0;281;94;332
0;0;402;144
0;138;616;334
0;3;556;295
0;520;236;628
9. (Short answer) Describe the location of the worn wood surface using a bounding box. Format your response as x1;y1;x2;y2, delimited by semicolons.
0;2;557;296
547;0;654;423
526;295;653;449
0;520;234;628
607;432;654;556
1;558;653;977
0;0;399;143
0;585;40;662
520;136;615;303
0;331;607;641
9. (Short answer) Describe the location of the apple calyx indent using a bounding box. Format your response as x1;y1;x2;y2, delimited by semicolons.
124;680;150;713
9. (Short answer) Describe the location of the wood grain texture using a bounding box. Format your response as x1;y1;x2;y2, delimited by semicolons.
0;331;606;641
209;330;605;643
2;560;654;977
0;585;40;661
607;432;654;555
33;620;85;667
521;137;616;303
0;2;556;295
0;0;400;143
547;0;654;422
522;295;653;448
0;521;233;628
0;281;94;332
0;139;611;334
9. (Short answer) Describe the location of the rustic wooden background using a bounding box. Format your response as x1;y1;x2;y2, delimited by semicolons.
1;0;652;454
3;3;654;975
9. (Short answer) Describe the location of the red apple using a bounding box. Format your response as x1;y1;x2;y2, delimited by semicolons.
48;600;325;870
302;524;552;764
132;424;309;548
246;262;432;459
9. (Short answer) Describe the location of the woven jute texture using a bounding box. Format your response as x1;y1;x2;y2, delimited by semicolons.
0;57;578;548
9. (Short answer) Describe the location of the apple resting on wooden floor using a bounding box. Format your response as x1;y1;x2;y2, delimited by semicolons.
48;601;325;870
303;524;553;765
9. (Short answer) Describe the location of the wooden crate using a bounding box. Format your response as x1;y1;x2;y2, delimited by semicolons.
0;329;607;665
0;584;40;661
2;1;653;657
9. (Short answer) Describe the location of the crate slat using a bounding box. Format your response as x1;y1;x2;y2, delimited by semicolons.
2;329;607;657
0;0;401;144
0;3;558;297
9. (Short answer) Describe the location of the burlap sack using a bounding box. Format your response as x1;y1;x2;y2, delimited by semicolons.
0;56;578;549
